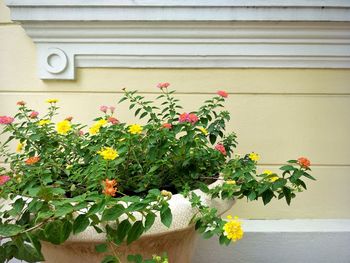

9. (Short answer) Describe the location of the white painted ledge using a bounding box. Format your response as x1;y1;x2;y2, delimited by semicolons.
194;219;350;263
5;1;350;79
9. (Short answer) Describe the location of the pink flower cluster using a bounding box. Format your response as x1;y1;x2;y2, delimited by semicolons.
215;143;227;156
178;113;199;124
16;101;26;106
217;90;228;98
0;116;14;125
29;111;39;118
0;175;10;186
108;117;119;125
157;82;170;89
100;105;116;114
162;123;172;129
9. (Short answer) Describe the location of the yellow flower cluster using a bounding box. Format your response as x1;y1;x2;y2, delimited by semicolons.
56;120;72;135
98;147;119;160
89;119;107;135
225;180;236;185
223;215;244;242
45;98;59;103
38;119;50;126
198;126;208;136
263;170;279;182
263;169;272;175
16;142;24;153
128;124;143;134
249;152;260;162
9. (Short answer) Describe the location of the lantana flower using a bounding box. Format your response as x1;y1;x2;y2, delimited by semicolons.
128;124;143;135
157;82;170;89
16;101;26;106
103;179;117;197
297;157;311;168
217;90;228;98
162;123;172;129
198;126;208;136
215;144;227;156
0;175;10;186
0;116;14;125
57;120;72;135
38;119;50;126
223;215;244;242
29;111;39;118
16;143;24;153
89;119;107;135
98;147;119;160
108;117;119;125
100;105;108;113
249;152;260;162
25;156;40;165
178;113;199;125
46;98;59;103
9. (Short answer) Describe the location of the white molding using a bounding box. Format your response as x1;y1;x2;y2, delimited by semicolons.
194;219;350;263
5;0;350;22
5;1;350;79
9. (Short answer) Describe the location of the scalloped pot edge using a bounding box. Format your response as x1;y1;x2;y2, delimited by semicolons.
0;179;235;242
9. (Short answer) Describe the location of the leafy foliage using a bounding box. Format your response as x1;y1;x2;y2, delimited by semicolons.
0;86;313;262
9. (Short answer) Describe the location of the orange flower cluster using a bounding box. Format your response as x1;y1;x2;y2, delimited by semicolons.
25;156;40;165
103;179;117;197
297;157;311;168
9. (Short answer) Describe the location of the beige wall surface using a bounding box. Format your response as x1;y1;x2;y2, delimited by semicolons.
1;1;349;219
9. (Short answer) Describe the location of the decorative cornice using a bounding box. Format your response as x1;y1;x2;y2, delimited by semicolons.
5;1;350;79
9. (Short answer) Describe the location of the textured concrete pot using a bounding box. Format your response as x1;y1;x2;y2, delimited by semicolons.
40;179;234;262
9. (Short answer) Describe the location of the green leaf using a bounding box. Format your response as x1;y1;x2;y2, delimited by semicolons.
272;178;287;189
0;224;23;237
55;203;74;217
248;191;257;201
17;243;44;262
160;206;172;228
144;213;156;232
102;255;119;263
12;198;25;214
118;97;128;104
202;231;214;239
0;246;6;263
283;187;292;205
102;204;125;221
127;221;144;245
209;134;217;145
116;219;132;244
279;165;296;171
303;172;316;181
88;199;106;215
140;112;148;119
44;220;71;245
134;108;141;117
262;189;274;205
61;219;73;242
95;243;108;253
127;254;143;263
73;214;90;234
296;179;307;190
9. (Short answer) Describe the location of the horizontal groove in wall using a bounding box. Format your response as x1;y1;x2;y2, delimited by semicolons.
0;22;15;26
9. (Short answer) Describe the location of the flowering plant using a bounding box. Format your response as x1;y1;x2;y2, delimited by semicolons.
0;84;313;263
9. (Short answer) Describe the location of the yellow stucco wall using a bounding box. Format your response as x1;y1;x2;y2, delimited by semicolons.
1;1;349;219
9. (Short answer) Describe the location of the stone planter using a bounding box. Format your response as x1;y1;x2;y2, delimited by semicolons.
7;180;234;263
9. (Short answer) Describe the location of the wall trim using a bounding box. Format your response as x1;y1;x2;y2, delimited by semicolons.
194;219;350;263
5;1;350;79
